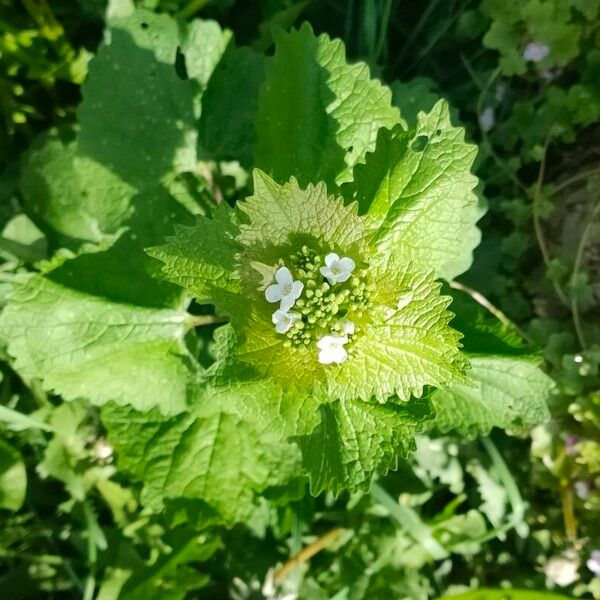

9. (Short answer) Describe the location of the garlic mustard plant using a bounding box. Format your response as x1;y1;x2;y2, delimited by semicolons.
152;169;468;404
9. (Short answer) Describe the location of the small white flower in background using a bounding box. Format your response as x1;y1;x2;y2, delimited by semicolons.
317;333;349;365
320;252;355;284
479;107;495;132
523;41;550;63
575;480;592;500
92;438;113;463
272;310;300;334
265;266;304;311
544;554;580;587
262;569;298;600
587;551;600;576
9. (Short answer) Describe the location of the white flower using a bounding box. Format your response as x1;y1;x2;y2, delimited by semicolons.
317;333;349;365
575;480;591;500
272;310;300;334
544;555;579;587
479;107;495;132
587;550;600;576
265;266;304;311
320;253;355;284
523;42;550;63
92;439;113;462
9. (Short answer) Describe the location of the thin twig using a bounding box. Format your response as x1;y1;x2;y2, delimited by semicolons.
463;60;527;194
552;168;599;195
560;483;578;542
274;527;343;583
177;0;210;19
532;136;570;307
449;281;532;343
569;197;600;350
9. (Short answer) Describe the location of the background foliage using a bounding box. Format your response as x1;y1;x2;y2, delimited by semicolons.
0;0;598;598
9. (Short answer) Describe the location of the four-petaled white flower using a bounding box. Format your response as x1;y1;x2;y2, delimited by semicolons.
317;333;349;365
272;309;300;334
320;252;355;284
523;41;550;63
544;555;579;587
265;266;304;311
587;550;600;576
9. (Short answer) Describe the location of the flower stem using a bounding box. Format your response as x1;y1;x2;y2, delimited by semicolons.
274;527;343;583
449;281;532;344
185;315;228;330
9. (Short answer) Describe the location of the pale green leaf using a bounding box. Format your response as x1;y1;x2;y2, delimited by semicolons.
0;187;196;414
345;101;482;280
0;275;194;413
430;288;553;437
430;356;552;438
237;170;372;263
324;257;468;402
182;19;232;87
102;379;315;522
255;23;400;189
0;438;26;511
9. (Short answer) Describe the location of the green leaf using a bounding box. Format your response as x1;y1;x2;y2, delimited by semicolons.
0;275;194;413
324;256;468;403
0;188;197;414
297;397;432;495
436;590;576;600
186;172;467;404
78;10;198;189
182;19;232;88
198;47;265;165
0;214;47;264
391;77;442;128
147;203;242;313
0;438;26;511
20;127;134;249
430;289;553;437
344;101;483;280
102;379;317;523
120;529;219;600
430;356;552;438
237;170;372;263
255;23;399;190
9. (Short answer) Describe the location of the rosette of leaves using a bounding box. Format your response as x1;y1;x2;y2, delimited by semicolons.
0;7;553;523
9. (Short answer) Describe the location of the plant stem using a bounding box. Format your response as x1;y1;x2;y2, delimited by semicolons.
274;527;343;582
449;281;532;343
559;483;578;542
373;0;393;65
481;438;526;534
551;168;599;195
185;315;228;329
569;197;600;350
20;0;64;41
532;136;569;308
178;0;210;19
371;482;448;560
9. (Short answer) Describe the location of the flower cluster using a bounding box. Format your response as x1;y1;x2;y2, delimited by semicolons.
264;248;372;365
